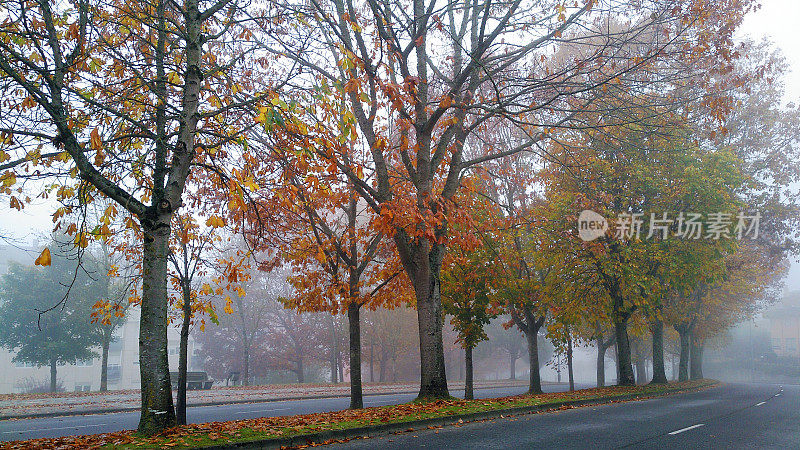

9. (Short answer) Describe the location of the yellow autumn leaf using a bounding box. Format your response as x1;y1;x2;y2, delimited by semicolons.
1;172;16;187
71;231;89;248
34;247;51;266
205;216;226;228
167;71;181;85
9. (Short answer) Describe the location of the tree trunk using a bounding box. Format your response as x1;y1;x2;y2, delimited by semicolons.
296;359;305;383
635;357;646;385
458;350;464;381
100;333;110;391
414;285;448;398
609;345;618;375
138;219;176;433
509;353;516;380
525;329;542;394
677;327;690;382
613;319;636;386
379;350;387;382
396;237;449;399
242;345;250;386
176;281;192;425
50;358;57;393
465;346;474;400
596;338;607;387
650;318;668;384
369;341;374;383
671;352;677;381
329;316;338;384
348;303;363;409
567;330;575;392
595;332;615;388
690;335;704;380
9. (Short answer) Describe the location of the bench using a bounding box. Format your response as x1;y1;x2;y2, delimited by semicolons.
170;371;214;390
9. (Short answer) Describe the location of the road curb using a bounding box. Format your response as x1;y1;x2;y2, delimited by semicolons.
0;382;533;421
201;381;719;450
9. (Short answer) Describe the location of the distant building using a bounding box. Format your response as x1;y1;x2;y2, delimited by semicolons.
0;245;204;394
764;292;800;359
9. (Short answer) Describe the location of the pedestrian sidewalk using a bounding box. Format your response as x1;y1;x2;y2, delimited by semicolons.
0;380;531;420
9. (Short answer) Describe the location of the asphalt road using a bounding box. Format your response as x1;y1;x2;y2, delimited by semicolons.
0;384;572;442
329;382;799;449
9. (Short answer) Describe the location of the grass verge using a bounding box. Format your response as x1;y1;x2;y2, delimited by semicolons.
1;379;717;450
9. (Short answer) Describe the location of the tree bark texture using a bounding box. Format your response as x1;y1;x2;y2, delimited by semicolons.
525;328;543;394
614;319;636;386
100;334;110;391
348;303;363;409
396;237;449;399
50;358;57;393
650;318;668;384
567;330;575;392
137;218;176;433
676;326;690;382
690;335;704;380
176;280;192;425
465;346;474;400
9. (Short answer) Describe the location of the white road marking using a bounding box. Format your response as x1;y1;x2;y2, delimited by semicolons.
236;407;290;415
1;423;108;434
669;424;705;435
756;401;766;406
775;393;781;397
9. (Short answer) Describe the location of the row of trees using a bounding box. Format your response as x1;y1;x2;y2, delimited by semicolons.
436;36;795;393
1;0;798;435
196;277;554;388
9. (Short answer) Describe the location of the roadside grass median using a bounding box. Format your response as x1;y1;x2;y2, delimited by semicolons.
1;379;717;450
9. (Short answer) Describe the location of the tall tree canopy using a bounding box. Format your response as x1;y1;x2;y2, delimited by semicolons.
0;0;287;433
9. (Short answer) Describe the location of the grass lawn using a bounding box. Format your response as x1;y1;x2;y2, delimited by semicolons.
2;380;716;449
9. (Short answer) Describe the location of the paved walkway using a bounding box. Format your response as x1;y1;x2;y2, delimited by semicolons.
0;380;531;419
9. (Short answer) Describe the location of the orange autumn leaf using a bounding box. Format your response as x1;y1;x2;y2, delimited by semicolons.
90;128;102;150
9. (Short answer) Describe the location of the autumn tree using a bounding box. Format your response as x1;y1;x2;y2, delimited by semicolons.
256;135;410;407
0;0;291;433
469;129;557;394
442;245;498;399
167;214;236;424
568;302;615;387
